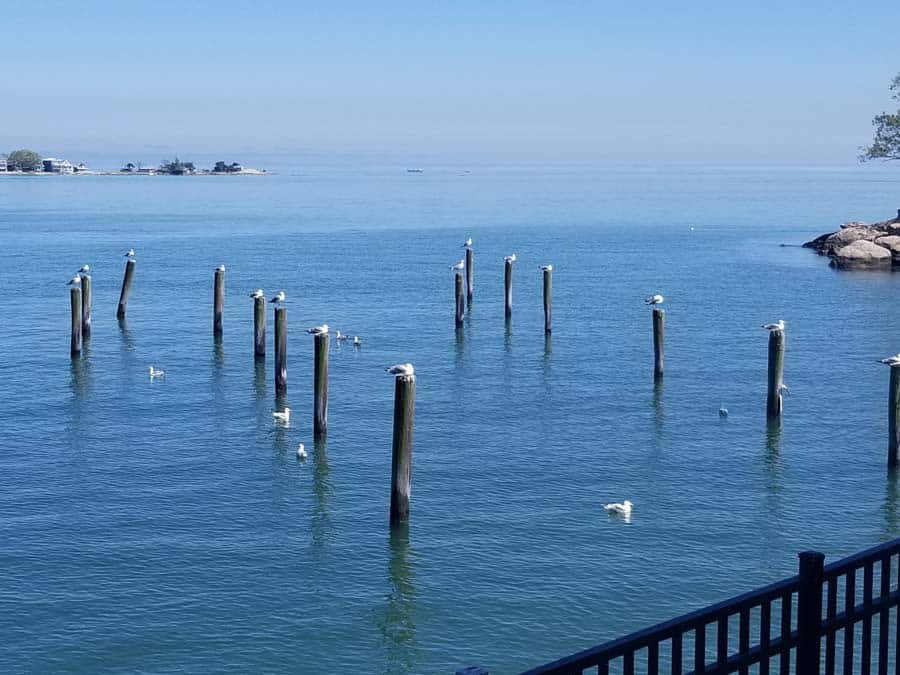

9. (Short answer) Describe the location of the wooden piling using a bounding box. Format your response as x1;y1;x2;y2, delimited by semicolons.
253;295;266;357
80;274;92;338
390;373;416;523
889;365;900;468
313;332;329;439
766;329;785;419
543;267;552;333
504;259;513;319
274;306;287;393
116;258;135;319
455;272;465;326
70;287;82;356
652;308;665;379
213;268;224;340
465;247;474;308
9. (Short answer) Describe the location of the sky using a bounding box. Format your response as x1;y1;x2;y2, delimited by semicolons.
1;1;899;165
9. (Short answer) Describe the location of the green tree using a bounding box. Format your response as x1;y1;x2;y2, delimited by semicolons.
7;148;42;171
860;73;900;161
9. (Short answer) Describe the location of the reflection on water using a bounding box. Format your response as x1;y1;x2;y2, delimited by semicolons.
651;378;664;435
253;357;266;400
765;419;782;458
378;522;417;674
884;471;900;539
311;439;332;552
454;324;465;366
70;346;90;400
503;318;512;352
117;317;135;351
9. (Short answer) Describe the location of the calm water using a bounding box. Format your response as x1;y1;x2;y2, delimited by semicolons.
2;166;900;673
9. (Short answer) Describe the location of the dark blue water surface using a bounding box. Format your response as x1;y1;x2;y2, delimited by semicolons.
2;166;900;673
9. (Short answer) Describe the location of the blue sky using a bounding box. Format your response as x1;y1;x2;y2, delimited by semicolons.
2;1;898;164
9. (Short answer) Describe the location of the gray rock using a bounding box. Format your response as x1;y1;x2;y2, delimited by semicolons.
820;226;879;255
875;235;900;252
831;239;893;269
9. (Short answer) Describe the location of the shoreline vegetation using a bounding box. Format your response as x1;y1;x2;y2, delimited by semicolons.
0;149;267;176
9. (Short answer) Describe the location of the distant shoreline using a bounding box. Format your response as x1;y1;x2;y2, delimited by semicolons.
0;169;269;177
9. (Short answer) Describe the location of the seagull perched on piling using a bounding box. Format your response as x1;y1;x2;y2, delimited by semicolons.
148;366;165;378
386;363;415;377
216;264;225;272
450;259;465;271
67;274;82;286
880;354;900;366
272;408;291;422
307;324;329;335
504;253;517;263
603;500;633;516
539;264;553;272
124;249;135;258
249;289;264;299
462;237;473;248
644;294;664;306
270;291;286;305
296;443;307;460
762;320;785;331
75;264;90;275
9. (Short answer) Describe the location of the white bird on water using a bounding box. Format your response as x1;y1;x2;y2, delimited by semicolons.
719;406;729;417
124;249;135;258
249;289;264;299
880;354;900;366
762;320;785;331
296;443;307;460
270;291;286;305
504;253;517;263
462;237;473;248
216;264;226;272
272;407;291;423
540;264;553;272
67;274;82;286
75;264;90;275
148;366;166;378
645;294;664;306
307;324;329;335
450;259;465;271
603;500;633;516
386;363;415;377
335;330;349;342
353;336;362;347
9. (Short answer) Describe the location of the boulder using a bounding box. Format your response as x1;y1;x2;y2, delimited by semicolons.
831;239;893;269
875;235;900;253
819;226;879;255
841;220;868;229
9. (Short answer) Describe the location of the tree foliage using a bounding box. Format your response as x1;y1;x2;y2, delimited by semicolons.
158;157;195;174
213;161;242;173
860;74;900;162
7;148;43;171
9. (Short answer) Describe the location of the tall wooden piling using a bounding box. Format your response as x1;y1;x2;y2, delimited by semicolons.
543;267;552;333
313;332;329;439
455;272;465;326
116;258;135;319
652;308;665;379
504;259;513;319
213;268;224;340
766;329;785;419
253;296;266;357
70;287;82;356
80;274;92;338
390;373;416;523
889;365;900;468
274;306;287;393
465;247;474;308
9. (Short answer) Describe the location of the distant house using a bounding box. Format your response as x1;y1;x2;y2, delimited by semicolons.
42;157;75;174
0;155;7;172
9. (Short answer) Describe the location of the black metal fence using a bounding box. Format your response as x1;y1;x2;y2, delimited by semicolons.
519;538;900;675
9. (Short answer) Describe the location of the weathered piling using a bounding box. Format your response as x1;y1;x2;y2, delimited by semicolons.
465;246;474;308
116;258;136;319
253;295;266;357
652;308;665;379
543;267;552;333
504;259;513;318
274;306;287;392
390;373;416;523
889;365;900;468
455;272;465;326
766;329;785;418
80;274;92;338
313;332;329;439
70;287;82;356
213;267;224;339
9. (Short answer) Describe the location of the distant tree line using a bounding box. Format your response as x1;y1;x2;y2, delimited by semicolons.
5;148;42;171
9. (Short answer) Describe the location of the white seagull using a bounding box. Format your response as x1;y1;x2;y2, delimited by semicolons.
504;253;517;263
76;264;90;275
335;330;349;342
386;363;415;377
719;406;729;417
540;264;553;272
645;294;664;306
249;289;264;299
762;320;785;331
124;249;135;257
880;354;900;366
67;274;82;286
216;264;226;272
462;237;473;248
307;324;329;335
353;336;362;347
270;291;286;305
296;443;307;460
272;407;291;423
148;366;166;378
603;500;633;516
450;259;465;271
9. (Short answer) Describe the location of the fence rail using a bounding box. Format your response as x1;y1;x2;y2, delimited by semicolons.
518;538;900;675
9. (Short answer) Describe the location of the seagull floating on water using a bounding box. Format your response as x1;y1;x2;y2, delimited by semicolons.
270;291;286;305
762;320;785;331
296;443;307;460
335;330;349;342
148;366;165;378
272;408;291;422
386;363;415;377
644;294;664;306
124;249;135;258
462;237;473;248
603;500;633;516
307;324;329;335
450;259;465;271
249;289;264;299
353;336;362;347
880;354;900;366
719;406;729;417
504;253;517;263
540;264;553;272
216;264;226;272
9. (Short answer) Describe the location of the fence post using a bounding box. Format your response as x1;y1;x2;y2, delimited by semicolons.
796;550;825;675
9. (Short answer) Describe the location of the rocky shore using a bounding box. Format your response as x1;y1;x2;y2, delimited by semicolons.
803;209;900;269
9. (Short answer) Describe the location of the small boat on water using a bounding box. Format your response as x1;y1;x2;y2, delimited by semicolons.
406;168;423;173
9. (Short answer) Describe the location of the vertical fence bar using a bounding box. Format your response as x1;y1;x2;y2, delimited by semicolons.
694;623;706;674
254;295;266;357
213;267;224;340
760;599;771;675
825;579;837;675
780;591;792;675
716;616;728;665
766;328;785;419
117;258;136;319
797;551;825;675
313;332;329;439
623;650;634;675
889;366;900;467
672;632;683;675
70;287;82;356
274;306;287;393
738;608;750;675
863;563;874;675
879;556;890;675
80;274;92;338
845;570;856;675
648;642;659;675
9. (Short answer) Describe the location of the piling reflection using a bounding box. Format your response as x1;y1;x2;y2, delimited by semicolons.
70;344;90;399
117;317;135;351
651;378;664;435
454;324;465;366
311;439;333;552
884;471;900;539
379;522;417;674
253;356;266;400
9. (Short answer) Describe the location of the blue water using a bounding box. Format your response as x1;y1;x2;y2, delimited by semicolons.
2;166;900;674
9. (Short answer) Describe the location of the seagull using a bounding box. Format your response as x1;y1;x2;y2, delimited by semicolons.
75;264;90;275
272;407;291;422
450;259;465;271
249;289;264;299
216;264;226;272
148;366;165;378
645;294;664;306
386;363;415;377
124;249;135;257
719;406;729;417
504;253;517;263
335;330;349;342
353;336;362;347
307;324;329;335
67;274;82;286
270;291;286;305
462;237;473;248
296;443;307;460
540;264;553;272
603;500;633;516
762;320;785;331
880;354;900;366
